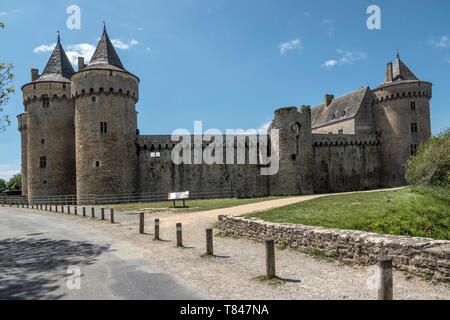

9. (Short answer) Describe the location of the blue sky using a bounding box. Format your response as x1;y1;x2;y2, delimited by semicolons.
0;0;449;181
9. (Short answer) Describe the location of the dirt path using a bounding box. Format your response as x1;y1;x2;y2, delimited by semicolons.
6;187;449;300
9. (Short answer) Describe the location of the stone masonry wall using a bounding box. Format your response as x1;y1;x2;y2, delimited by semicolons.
218;215;450;282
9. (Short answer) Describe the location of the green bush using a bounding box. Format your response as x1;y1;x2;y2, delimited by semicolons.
406;129;450;187
6;173;21;191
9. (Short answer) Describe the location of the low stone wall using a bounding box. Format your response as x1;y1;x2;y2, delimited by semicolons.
218;215;450;282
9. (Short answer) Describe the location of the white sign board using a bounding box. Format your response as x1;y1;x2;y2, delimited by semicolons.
168;191;189;200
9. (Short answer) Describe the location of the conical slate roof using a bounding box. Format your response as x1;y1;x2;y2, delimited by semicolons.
392;54;418;81
88;25;125;70
37;33;75;82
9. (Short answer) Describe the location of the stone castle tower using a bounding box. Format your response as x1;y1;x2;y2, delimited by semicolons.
372;54;432;186
20;34;76;201
71;26;140;201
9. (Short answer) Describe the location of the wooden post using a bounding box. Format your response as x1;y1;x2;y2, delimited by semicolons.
101;208;105;220
110;208;114;224
265;240;276;280
45;204;47;211
206;228;213;256
91;207;95;218
74;207;77;215
22;203;24;208
62;205;65;213
83;207;86;217
154;219;160;240
139;212;145;234
378;257;393;300
176;223;183;247
68;206;71;214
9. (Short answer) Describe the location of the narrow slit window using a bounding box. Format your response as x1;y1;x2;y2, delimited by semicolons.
100;122;108;134
410;101;416;111
42;97;50;108
39;156;47;168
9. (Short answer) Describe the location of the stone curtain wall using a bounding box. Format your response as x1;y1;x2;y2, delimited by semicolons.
218;216;450;282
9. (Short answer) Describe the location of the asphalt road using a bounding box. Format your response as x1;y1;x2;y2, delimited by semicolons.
0;206;205;300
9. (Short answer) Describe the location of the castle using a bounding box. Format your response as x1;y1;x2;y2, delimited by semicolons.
18;27;432;203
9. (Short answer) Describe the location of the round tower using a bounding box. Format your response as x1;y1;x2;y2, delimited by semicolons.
268;106;313;195
71;26;139;203
21;34;76;201
372;54;432;186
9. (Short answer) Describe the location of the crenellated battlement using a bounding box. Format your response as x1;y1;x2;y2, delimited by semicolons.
71;68;139;102
22;81;71;105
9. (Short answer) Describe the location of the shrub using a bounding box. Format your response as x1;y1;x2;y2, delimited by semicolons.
406;129;450;187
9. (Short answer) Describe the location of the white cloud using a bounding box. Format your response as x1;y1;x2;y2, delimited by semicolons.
33;38;139;66
0;164;20;181
0;12;6;16
33;43;56;53
66;43;97;65
111;39;139;50
428;35;450;48
322;60;338;67
146;47;151;52
138;27;144;31
233;121;272;135
322;49;367;68
279;38;301;55
323;19;336;38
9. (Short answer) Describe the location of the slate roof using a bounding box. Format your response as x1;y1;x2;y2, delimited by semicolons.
37;34;75;82
311;86;370;129
87;25;125;70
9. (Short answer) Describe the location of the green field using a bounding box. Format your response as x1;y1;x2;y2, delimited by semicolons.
246;186;450;240
105;196;286;213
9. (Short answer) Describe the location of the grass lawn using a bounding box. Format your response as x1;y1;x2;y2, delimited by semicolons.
105;196;287;213
246;186;450;240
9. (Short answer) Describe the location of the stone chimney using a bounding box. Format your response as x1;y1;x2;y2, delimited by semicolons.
78;57;86;71
31;69;39;81
325;94;334;107
386;62;393;83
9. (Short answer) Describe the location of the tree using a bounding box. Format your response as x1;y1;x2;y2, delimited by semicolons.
0;178;6;192
406;129;450;187
0;21;15;131
6;173;21;191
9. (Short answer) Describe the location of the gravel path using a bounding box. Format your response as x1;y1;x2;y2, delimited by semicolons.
5;187;449;300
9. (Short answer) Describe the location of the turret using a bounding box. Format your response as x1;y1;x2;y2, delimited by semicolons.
372;53;432;186
268;106;313;195
21;33;76;201
71;25;139;203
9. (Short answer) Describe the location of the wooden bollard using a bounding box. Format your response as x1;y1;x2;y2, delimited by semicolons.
62;206;65;213
74;207;77;215
206;228;214;256
265;240;276;280
110;209;114;224
55;205;58;212
154;219;160;240
378;257;393;300
139;212;145;234
68;206;71;214
22;204;24;208
83;207;86;217
91;208;95;218
45;204;47;211
101;208;105;220
176;223;183;247
27;203;29;208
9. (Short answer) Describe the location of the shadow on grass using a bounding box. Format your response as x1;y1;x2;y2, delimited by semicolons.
0;237;111;300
